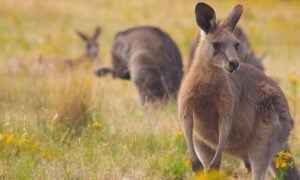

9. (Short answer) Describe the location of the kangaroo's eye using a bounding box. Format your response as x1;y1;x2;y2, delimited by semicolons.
234;43;240;50
212;42;221;50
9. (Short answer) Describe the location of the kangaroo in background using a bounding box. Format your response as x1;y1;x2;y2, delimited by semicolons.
8;27;101;74
95;26;183;106
188;25;265;71
178;3;299;180
74;26;101;63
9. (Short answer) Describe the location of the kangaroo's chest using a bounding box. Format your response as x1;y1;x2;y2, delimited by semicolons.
190;89;255;149
187;84;221;144
192;93;219;144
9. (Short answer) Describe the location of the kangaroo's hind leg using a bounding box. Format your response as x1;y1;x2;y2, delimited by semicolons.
248;112;283;180
133;67;167;105
193;137;220;170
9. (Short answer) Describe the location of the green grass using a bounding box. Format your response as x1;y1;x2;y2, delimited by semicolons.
0;0;300;179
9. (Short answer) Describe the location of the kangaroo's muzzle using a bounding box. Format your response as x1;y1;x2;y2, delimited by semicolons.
225;60;239;73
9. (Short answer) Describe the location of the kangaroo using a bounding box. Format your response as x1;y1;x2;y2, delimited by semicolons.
74;26;101;63
188;25;264;71
95;26;183;106
8;27;101;74
178;3;299;180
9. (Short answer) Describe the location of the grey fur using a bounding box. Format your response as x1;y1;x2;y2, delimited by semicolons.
75;26;101;61
95;26;183;106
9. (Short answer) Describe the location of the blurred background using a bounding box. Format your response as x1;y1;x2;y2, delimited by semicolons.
0;0;300;74
0;0;299;179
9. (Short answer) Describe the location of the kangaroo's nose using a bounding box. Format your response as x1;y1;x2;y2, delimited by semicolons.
226;60;240;73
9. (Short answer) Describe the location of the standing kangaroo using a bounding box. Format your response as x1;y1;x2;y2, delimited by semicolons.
178;3;299;180
95;26;183;105
188;25;265;71
74;26;101;63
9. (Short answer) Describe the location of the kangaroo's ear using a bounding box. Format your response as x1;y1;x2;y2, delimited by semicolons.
195;2;216;34
76;31;88;41
221;4;243;31
93;27;101;39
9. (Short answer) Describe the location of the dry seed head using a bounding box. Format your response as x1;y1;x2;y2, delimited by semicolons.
51;113;59;125
5;121;13;133
23;115;28;126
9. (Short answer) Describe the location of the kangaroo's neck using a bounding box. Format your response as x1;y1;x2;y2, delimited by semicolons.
75;54;96;62
189;56;226;85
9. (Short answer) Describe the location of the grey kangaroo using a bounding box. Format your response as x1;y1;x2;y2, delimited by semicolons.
74;26;101;63
178;2;299;180
95;26;183;106
188;25;264;71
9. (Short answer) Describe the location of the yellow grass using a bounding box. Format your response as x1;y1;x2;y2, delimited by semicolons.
0;0;299;179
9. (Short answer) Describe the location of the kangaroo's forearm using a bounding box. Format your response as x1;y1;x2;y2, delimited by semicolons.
181;114;202;171
113;71;131;80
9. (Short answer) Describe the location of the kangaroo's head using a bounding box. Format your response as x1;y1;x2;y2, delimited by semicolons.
195;3;243;73
76;26;101;60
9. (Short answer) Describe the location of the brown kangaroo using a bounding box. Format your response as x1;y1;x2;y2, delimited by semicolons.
188;25;265;71
8;27;101;74
95;26;183;106
178;3;299;180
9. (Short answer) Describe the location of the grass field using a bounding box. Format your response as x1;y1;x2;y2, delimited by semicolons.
0;0;299;179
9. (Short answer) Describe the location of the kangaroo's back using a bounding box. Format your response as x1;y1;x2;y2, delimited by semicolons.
101;26;183;105
113;26;182;67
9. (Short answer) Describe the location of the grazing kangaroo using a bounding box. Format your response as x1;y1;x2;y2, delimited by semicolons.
95;26;183;105
178;3;299;180
188;25;264;71
8;27;101;74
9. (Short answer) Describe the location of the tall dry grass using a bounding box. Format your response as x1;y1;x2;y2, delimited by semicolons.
0;0;299;179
